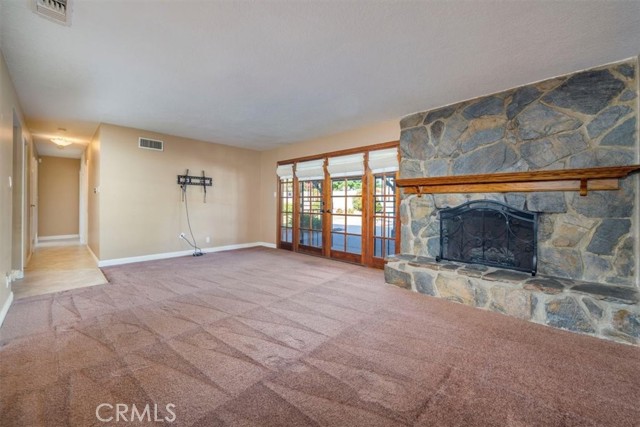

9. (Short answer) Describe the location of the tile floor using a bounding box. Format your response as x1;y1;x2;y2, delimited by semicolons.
12;243;107;299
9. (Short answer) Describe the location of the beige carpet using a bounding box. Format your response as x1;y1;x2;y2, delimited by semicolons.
1;247;639;426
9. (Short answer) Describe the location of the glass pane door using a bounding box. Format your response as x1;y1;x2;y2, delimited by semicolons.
279;178;293;247
298;179;323;251
373;173;396;259
331;177;362;258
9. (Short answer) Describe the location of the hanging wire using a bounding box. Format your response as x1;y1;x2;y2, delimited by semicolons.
181;183;203;256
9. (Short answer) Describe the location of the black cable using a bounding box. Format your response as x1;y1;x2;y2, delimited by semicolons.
182;184;203;256
202;170;207;203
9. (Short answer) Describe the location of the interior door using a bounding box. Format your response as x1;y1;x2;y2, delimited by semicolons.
297;179;324;255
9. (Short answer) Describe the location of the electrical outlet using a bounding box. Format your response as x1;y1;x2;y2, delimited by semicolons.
205;236;210;244
179;232;186;239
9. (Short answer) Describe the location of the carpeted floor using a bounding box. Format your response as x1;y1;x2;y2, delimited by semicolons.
0;247;639;426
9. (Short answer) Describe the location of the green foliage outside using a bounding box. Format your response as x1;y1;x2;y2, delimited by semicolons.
351;191;381;213
300;214;322;229
352;193;362;212
332;180;362;191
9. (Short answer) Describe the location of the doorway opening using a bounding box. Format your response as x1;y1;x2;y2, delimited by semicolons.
37;156;81;244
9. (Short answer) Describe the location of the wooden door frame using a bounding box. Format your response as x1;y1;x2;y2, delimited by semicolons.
362;152;372;266
295;174;325;256
292;172;300;252
322;160;331;257
328;174;366;265
275;140;400;268
368;170;400;269
276;175;293;251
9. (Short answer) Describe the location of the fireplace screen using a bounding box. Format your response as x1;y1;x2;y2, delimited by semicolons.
437;200;538;275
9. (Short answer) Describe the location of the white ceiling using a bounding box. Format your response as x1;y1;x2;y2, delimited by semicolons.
1;0;639;156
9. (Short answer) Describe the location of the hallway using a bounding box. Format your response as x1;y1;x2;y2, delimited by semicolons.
12;243;107;299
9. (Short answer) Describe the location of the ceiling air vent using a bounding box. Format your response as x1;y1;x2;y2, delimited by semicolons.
34;0;72;26
138;137;164;152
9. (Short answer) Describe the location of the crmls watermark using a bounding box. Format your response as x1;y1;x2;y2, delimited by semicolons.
96;403;176;423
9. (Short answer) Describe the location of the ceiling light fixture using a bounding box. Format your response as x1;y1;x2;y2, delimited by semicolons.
51;137;72;147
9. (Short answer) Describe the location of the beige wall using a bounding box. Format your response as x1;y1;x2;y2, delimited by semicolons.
0;51;32;319
11;113;23;271
95;123;262;261
87;129;101;258
258;119;400;244
38;156;80;237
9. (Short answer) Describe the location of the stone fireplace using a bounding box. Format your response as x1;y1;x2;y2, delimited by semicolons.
385;58;640;345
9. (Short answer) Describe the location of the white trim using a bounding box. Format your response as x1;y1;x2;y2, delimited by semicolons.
97;242;276;267
79;152;88;245
0;292;14;328
38;234;80;241
37;240;82;248
10;270;24;280
37;235;81;247
256;242;277;249
87;245;100;265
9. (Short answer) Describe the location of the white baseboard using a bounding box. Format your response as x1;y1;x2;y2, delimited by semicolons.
87;245;100;265
38;234;80;241
0;291;14;328
257;242;277;249
97;242;277;268
37;235;81;248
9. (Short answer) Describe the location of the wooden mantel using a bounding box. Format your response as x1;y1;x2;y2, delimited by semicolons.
396;165;640;196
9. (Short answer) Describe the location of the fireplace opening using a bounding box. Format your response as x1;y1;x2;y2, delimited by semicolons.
437;200;538;275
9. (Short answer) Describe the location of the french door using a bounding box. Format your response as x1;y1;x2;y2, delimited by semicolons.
371;172;398;267
297;179;324;255
329;177;363;263
279;178;294;250
277;143;399;267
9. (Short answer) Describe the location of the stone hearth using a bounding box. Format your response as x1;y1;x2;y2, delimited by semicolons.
385;255;640;344
387;57;640;345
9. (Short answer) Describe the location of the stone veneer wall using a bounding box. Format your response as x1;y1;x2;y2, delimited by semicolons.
399;58;639;286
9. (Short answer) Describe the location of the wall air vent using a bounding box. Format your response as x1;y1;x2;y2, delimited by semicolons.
34;0;72;26
138;137;164;152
